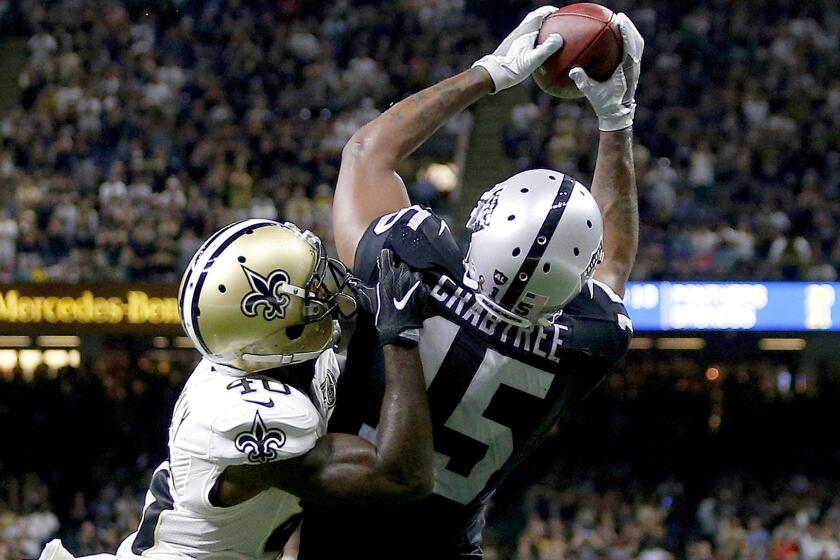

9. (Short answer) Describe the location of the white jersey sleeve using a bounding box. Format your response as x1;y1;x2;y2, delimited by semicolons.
310;349;340;422
209;376;321;466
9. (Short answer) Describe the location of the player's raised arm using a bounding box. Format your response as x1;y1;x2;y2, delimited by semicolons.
217;250;434;507
333;7;564;270
571;14;644;297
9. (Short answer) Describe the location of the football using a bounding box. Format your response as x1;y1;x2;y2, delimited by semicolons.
533;3;623;98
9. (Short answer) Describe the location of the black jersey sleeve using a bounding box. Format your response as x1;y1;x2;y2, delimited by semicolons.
353;205;465;285
556;279;633;363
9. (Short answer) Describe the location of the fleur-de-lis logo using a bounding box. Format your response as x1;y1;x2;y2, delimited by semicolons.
234;411;286;463
240;265;291;321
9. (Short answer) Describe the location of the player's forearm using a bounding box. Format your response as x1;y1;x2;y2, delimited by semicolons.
344;68;493;166
591;128;638;291
375;344;434;499
231;346;432;506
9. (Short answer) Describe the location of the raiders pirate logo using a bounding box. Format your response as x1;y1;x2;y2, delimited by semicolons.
493;269;509;285
234;411;286;463
580;242;605;285
240;266;291;320
466;184;504;233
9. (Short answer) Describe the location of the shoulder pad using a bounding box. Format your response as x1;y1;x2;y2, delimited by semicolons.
589;279;633;332
210;386;320;465
381;207;463;274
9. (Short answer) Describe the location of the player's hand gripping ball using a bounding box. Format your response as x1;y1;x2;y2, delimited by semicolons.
533;3;623;98
472;6;564;94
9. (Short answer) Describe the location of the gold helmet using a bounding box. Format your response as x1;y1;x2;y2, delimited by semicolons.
178;219;354;374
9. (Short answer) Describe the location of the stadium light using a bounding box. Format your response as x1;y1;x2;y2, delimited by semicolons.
43;349;81;369
0;335;31;347
174;337;195;348
35;335;81;347
629;337;654;350
656;338;706;350
758;338;807;351
153;336;170;348
0;350;17;372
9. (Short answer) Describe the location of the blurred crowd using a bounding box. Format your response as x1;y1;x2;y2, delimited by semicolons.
0;0;837;283
0;349;186;558
504;0;840;281
502;475;840;560
0;0;478;283
2;349;840;558
0;473;141;559
7;471;840;560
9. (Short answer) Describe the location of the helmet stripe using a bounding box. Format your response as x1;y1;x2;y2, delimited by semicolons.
499;174;575;309
188;271;211;353
181;219;278;354
178;220;242;317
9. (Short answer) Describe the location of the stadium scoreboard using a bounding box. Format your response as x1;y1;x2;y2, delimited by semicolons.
624;282;838;331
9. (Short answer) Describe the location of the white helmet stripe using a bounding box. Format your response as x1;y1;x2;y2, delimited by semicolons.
180;219;279;353
499;174;575;308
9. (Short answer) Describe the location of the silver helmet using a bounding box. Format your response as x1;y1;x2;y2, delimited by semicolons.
464;169;604;327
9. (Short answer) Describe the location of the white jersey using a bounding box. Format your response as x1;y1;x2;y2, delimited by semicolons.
114;351;339;559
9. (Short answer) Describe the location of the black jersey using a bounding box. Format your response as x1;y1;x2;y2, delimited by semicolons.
300;206;632;559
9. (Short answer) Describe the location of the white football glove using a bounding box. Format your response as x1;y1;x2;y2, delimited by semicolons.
569;13;644;131
472;6;564;94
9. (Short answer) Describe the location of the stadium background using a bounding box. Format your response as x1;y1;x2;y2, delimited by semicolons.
1;0;839;558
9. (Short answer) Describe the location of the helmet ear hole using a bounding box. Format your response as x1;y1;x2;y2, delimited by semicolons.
286;324;305;340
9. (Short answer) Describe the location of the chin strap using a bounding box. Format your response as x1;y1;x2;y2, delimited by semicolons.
240;349;325;366
474;293;533;329
213;320;341;374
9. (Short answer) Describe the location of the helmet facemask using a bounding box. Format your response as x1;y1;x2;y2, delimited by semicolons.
281;226;358;323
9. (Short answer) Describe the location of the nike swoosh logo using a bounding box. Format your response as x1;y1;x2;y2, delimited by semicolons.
393;281;421;310
244;398;275;408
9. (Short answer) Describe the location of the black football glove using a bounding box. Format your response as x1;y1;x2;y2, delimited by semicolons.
347;249;428;347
